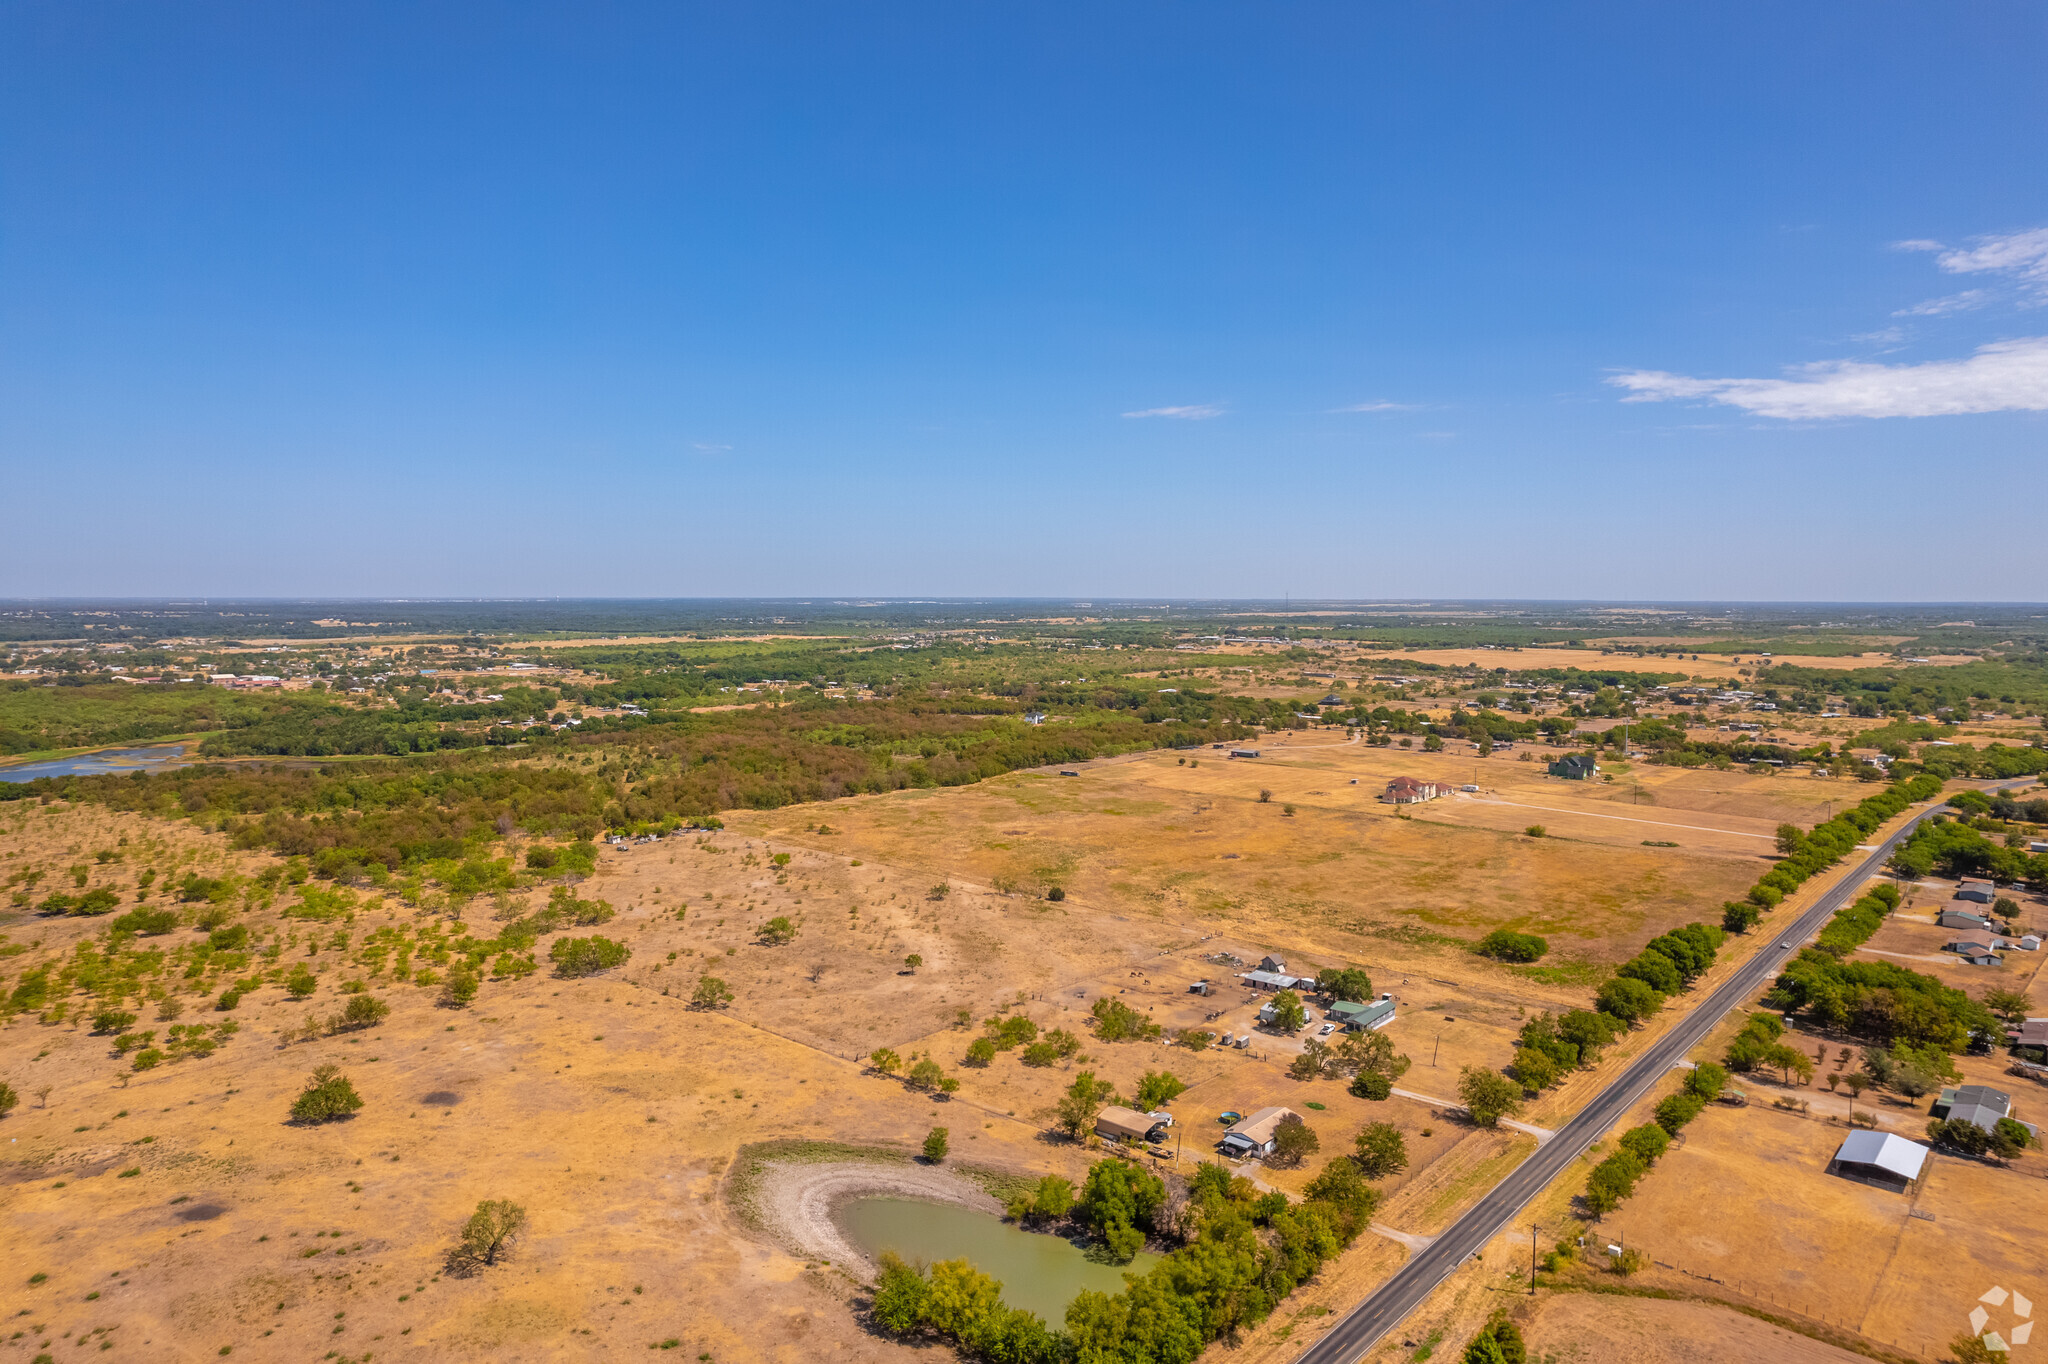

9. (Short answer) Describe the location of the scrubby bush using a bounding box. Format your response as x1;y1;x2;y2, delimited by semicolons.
1090;996;1164;1041
290;1065;364;1123
441;967;480;1007
1474;929;1548;963
336;994;391;1031
549;935;629;977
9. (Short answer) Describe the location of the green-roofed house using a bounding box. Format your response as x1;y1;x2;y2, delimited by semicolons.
1329;993;1397;1033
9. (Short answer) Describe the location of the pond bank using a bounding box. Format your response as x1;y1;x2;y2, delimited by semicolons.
751;1158;1002;1272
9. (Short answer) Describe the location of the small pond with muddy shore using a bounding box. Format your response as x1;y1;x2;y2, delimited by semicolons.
839;1197;1159;1323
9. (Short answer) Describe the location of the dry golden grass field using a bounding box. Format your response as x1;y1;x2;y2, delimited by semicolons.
0;752;1982;1364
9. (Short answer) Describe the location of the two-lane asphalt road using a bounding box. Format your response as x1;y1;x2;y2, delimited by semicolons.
1294;787;2006;1364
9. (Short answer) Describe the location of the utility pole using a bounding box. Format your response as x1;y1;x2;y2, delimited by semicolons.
1530;1223;1539;1295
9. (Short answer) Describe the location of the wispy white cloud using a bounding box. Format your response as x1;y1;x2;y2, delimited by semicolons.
1899;226;2048;300
1894;289;1989;317
1330;400;1419;413
692;442;733;453
1121;404;1224;420
1850;326;1906;346
1609;337;2048;420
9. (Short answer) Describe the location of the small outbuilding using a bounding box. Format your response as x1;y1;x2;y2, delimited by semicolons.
1827;1130;1929;1194
1955;878;1997;904
1095;1106;1168;1144
1938;909;1995;932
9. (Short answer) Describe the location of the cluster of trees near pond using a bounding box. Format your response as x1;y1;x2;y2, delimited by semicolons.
872;1153;1383;1364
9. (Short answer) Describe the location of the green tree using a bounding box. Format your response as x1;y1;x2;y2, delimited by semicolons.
456;1199;528;1268
1054;1070;1116;1139
1315;966;1374;1002
1089;997;1162;1041
1269;1113;1320;1169
869;1047;902;1076
870;1252;929;1334
1462;1311;1528;1364
906;1057;950;1092
690;974;734;1010
1992;1117;2037;1160
1684;1061;1728;1101
1775;823;1806;856
289;1064;364;1123
1290;1039;1332;1081
1617;949;1682;996
1595;976;1661;1025
1077;1159;1166;1258
903;953;923;972
922;1126;950;1162
760;916;796;946
1353;1122;1408;1179
1349;1069;1392;1100
1266;988;1309;1033
1982;988;2031;1025
1134;1070;1186;1109
285;965;318;999
1458;1067;1522;1128
0;1080;16;1117
964;1037;996;1067
1721;901;1762;934
1511;1046;1558;1094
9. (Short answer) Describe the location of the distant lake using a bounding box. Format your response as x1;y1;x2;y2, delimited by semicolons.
0;743;196;784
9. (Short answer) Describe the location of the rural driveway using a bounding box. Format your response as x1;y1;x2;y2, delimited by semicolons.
1291;782;2031;1364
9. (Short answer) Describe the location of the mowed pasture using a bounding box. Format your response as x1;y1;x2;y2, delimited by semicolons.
734;737;1804;976
1590;1094;2048;1361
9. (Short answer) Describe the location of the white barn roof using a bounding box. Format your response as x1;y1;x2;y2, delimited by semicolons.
1834;1130;1928;1182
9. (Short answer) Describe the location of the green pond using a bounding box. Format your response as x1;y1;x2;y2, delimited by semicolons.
839;1197;1159;1323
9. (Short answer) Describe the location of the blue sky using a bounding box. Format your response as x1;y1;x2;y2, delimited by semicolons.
3;2;2045;601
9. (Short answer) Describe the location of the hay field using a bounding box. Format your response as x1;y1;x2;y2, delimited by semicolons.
733;739;1795;976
